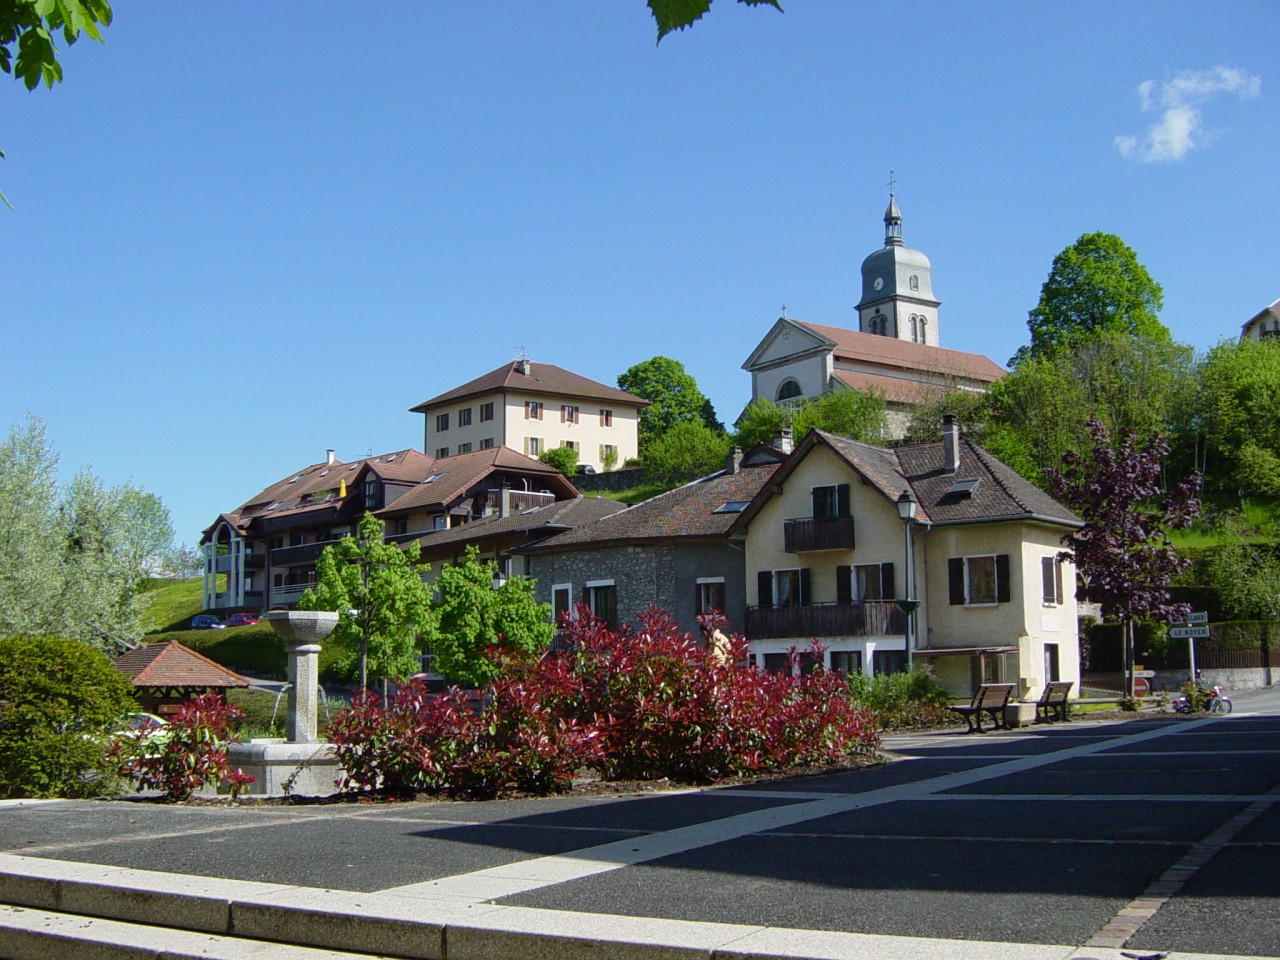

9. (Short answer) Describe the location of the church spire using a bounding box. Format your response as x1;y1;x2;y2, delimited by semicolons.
883;170;903;247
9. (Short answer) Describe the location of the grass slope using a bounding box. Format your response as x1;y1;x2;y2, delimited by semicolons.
139;577;204;633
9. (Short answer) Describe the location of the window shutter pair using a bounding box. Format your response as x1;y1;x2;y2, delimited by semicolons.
757;571;773;608
949;555;1012;604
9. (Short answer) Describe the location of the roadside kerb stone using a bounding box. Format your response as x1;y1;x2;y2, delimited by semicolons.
715;926;1072;960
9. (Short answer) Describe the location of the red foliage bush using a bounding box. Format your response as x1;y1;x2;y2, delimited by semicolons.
327;608;880;798
110;692;252;802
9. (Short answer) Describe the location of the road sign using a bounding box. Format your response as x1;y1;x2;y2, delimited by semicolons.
1133;678;1151;697
1169;611;1209;625
1134;670;1156;678
1170;625;1210;639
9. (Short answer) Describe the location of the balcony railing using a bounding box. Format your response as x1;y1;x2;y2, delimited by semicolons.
484;489;557;514
745;600;904;640
783;515;855;553
213;553;264;573
270;583;311;604
270;540;340;567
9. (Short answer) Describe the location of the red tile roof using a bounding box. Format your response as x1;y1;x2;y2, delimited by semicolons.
410;361;648;412
114;641;250;689
830;369;954;406
797;321;1005;383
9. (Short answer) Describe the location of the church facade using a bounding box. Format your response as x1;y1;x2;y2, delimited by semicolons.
742;195;1004;437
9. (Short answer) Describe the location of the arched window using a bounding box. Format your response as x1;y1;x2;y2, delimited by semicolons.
919;317;928;344
776;378;802;402
909;274;919;291
910;316;919;343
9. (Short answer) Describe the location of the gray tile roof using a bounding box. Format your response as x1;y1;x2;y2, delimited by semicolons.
519;461;783;554
406;497;628;554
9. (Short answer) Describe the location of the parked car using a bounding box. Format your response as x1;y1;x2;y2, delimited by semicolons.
225;613;261;628
189;614;225;630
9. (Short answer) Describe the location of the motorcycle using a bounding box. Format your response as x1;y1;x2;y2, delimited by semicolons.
1172;676;1233;715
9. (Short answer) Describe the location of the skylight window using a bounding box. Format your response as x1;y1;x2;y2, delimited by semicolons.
713;500;752;514
944;477;981;499
424;472;443;484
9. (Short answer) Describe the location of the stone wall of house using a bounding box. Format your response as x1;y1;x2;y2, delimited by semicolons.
527;540;746;636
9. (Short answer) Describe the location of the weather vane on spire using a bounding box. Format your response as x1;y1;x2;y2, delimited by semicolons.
887;169;896;198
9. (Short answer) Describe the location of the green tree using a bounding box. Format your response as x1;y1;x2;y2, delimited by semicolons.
1206;525;1280;622
643;421;731;485
298;512;435;691
0;416;175;651
648;0;781;41
2;0;112;207
1016;232;1168;363
618;356;721;451
1194;337;1280;496
538;445;579;477
426;546;554;687
735;389;886;450
0;633;135;798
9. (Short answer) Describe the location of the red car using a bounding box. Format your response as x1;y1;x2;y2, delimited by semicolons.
225;613;261;628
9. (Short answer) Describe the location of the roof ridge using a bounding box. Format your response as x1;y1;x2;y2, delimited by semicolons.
963;439;1031;515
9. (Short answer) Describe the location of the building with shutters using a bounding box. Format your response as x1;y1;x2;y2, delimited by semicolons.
730;418;1084;700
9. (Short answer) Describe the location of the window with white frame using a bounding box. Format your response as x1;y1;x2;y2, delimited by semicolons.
948;554;1010;605
1041;555;1064;605
552;583;572;624
696;577;725;615
757;568;808;608
585;579;617;628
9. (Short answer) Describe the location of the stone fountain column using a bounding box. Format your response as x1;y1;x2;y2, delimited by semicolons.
224;610;343;797
265;610;338;743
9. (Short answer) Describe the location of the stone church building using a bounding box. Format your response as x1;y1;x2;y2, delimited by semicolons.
742;194;1005;437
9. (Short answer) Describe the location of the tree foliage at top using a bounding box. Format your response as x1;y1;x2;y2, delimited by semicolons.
1193;337;1280;498
426;546;554;687
735;389;886;450
0;416;175;651
618;355;722;451
647;0;781;42
298;511;435;690
1015;232;1168;364
643;421;730;485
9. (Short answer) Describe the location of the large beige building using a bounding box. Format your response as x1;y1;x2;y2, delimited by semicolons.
410;359;647;473
730;419;1083;700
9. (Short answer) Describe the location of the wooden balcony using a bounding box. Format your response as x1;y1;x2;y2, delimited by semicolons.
270;540;340;567
783;515;855;553
745;600;904;640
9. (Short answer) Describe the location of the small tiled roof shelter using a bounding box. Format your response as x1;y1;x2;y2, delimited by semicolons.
113;641;250;716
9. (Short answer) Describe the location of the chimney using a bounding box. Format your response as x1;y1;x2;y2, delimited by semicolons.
516;359;531;376
942;415;960;473
725;446;743;475
326;448;336;466
772;429;794;455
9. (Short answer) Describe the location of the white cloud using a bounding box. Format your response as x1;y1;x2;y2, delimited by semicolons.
1115;66;1261;162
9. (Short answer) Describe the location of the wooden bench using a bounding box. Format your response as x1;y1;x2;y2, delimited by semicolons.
948;683;1015;733
1035;680;1074;724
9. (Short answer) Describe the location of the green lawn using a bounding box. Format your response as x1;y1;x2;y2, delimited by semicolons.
139;577;204;633
1169;495;1280;549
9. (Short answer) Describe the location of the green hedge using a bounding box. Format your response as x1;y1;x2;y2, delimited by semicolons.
171;626;354;683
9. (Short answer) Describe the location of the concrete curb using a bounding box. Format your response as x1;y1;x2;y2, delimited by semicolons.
1;854;1276;960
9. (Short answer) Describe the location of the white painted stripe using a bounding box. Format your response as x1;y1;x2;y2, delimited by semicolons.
0;799;65;809
380;719;1194;902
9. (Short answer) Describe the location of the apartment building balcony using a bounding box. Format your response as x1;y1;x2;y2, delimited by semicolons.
783;515;855;553
484;489;557;515
745;599;904;640
211;590;264;609
270;583;311;605
213;554;264;573
270;540;340;568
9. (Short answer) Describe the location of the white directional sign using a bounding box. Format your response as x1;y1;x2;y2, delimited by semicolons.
1133;670;1156;678
1169;625;1210;639
1169;611;1209;625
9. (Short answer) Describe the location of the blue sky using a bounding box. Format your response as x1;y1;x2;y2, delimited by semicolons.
1;2;1275;548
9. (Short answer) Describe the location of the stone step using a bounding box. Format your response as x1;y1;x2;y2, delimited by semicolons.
0;903;398;960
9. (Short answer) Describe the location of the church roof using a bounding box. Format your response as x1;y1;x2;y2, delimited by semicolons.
830;369;951;406
798;321;1005;383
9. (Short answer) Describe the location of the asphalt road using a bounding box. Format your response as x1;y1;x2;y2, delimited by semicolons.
3;687;1279;957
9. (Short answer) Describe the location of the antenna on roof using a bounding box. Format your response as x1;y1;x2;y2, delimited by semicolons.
514;345;532;376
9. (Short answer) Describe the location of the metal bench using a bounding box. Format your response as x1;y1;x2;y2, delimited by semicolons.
948;683;1015;733
1035;680;1074;724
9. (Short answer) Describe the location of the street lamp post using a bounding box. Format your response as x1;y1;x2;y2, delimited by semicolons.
895;489;920;674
